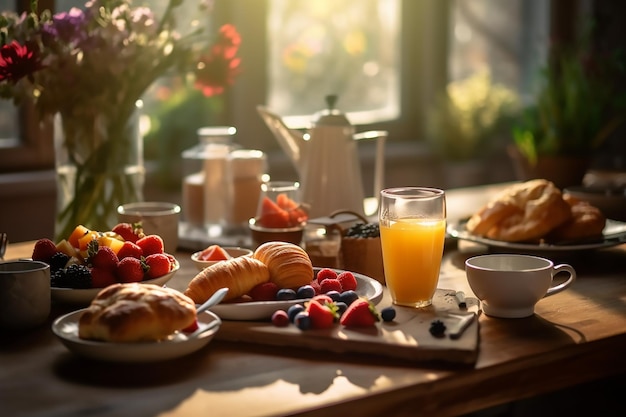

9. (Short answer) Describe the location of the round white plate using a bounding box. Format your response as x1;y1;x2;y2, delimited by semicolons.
447;219;626;253
209;268;384;321
51;261;179;305
52;308;220;362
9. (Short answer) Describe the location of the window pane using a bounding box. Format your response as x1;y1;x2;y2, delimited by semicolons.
448;0;550;95
267;0;401;128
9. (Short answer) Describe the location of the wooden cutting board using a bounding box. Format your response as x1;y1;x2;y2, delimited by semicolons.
215;289;480;365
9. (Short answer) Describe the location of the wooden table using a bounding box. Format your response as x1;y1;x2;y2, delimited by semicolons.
2;183;626;417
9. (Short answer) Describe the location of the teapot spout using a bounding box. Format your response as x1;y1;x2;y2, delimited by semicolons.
257;106;305;174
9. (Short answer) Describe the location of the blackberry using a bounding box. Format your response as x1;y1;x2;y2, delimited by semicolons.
55;264;92;289
49;252;70;273
345;222;380;238
429;319;446;337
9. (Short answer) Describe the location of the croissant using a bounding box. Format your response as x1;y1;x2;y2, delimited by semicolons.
253;242;313;289
184;256;270;303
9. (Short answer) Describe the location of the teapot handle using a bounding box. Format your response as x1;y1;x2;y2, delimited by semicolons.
354;131;388;211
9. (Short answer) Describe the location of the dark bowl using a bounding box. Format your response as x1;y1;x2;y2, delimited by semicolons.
248;218;305;247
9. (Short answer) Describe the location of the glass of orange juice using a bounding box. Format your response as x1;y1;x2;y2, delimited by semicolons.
379;187;446;307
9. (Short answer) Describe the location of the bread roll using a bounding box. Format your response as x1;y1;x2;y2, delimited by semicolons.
467;179;572;242
184;256;269;303
253;242;313;289
547;194;606;242
79;283;196;343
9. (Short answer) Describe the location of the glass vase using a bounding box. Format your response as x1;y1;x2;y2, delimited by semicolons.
53;107;145;241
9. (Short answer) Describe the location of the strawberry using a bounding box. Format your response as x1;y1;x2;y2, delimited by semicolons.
32;238;58;263
117;241;143;260
89;246;119;271
91;267;118;288
316;268;337;283
182;319;199;333
339;298;380;327
337;271;358;291
249;282;279;301
116;257;146;283
112;222;144;243
145;253;171;279
320;278;342;294
136;235;164;256
306;299;337;329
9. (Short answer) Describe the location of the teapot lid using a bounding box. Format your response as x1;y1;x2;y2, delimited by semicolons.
313;95;351;127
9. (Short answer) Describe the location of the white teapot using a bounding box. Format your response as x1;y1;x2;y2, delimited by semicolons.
257;95;386;218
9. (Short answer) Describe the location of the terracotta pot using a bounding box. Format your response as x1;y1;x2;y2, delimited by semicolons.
507;145;590;189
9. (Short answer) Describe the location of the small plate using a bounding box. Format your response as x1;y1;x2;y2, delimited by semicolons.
52;308;220;362
51;260;179;305
210;268;384;321
447;219;626;253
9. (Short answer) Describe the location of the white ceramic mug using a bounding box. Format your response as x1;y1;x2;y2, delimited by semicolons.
117;202;181;254
465;254;576;318
0;260;51;329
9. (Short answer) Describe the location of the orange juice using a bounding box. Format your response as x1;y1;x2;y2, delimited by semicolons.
380;218;446;307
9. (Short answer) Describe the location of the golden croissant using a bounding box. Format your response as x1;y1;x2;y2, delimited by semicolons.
253;241;313;289
184;256;269;303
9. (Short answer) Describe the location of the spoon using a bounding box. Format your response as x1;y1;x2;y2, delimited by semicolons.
188;288;228;338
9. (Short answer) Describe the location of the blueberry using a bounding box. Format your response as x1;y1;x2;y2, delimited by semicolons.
381;306;396;322
326;290;341;302
339;290;359;306
296;285;315;299
335;301;348;316
287;304;305;323
276;288;297;301
294;312;311;330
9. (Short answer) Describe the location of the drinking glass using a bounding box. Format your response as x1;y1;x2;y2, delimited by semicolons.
379;187;446;307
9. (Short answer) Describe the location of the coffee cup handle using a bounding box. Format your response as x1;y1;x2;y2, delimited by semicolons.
545;264;577;297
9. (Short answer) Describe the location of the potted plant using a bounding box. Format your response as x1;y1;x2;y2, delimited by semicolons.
426;70;519;187
509;37;626;188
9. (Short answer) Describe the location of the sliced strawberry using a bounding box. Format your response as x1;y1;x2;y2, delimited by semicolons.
306;299;337;329
339;298;380;327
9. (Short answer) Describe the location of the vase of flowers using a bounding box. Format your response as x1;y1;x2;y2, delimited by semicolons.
0;0;241;240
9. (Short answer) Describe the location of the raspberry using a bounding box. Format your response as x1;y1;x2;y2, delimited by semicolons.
89;246;119;271
144;253;171;279
116;257;146;283
249;282;279;301
320;278;342;294
309;280;321;295
32;238;58;263
271;310;290;327
91;267;118;288
117;241;143;260
136;235;164;256
337;271;357;291
316;268;337;283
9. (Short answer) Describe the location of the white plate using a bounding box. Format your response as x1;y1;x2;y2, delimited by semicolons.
209;268;384;321
52;308;220;362
447;219;626;253
51;261;179;305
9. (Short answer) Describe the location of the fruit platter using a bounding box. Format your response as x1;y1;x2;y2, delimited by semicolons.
32;222;179;304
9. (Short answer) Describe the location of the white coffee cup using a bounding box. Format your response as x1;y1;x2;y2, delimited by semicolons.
117;202;181;254
0;260;51;329
465;254;576;318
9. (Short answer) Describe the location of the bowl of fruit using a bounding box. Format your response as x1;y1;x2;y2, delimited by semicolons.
191;245;253;271
249;185;309;247
32;223;179;305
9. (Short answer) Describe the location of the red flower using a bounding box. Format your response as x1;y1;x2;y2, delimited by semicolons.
0;41;44;83
194;24;241;97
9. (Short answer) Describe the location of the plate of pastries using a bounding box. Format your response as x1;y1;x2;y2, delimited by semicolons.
52;283;221;362
183;241;383;321
447;179;626;252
